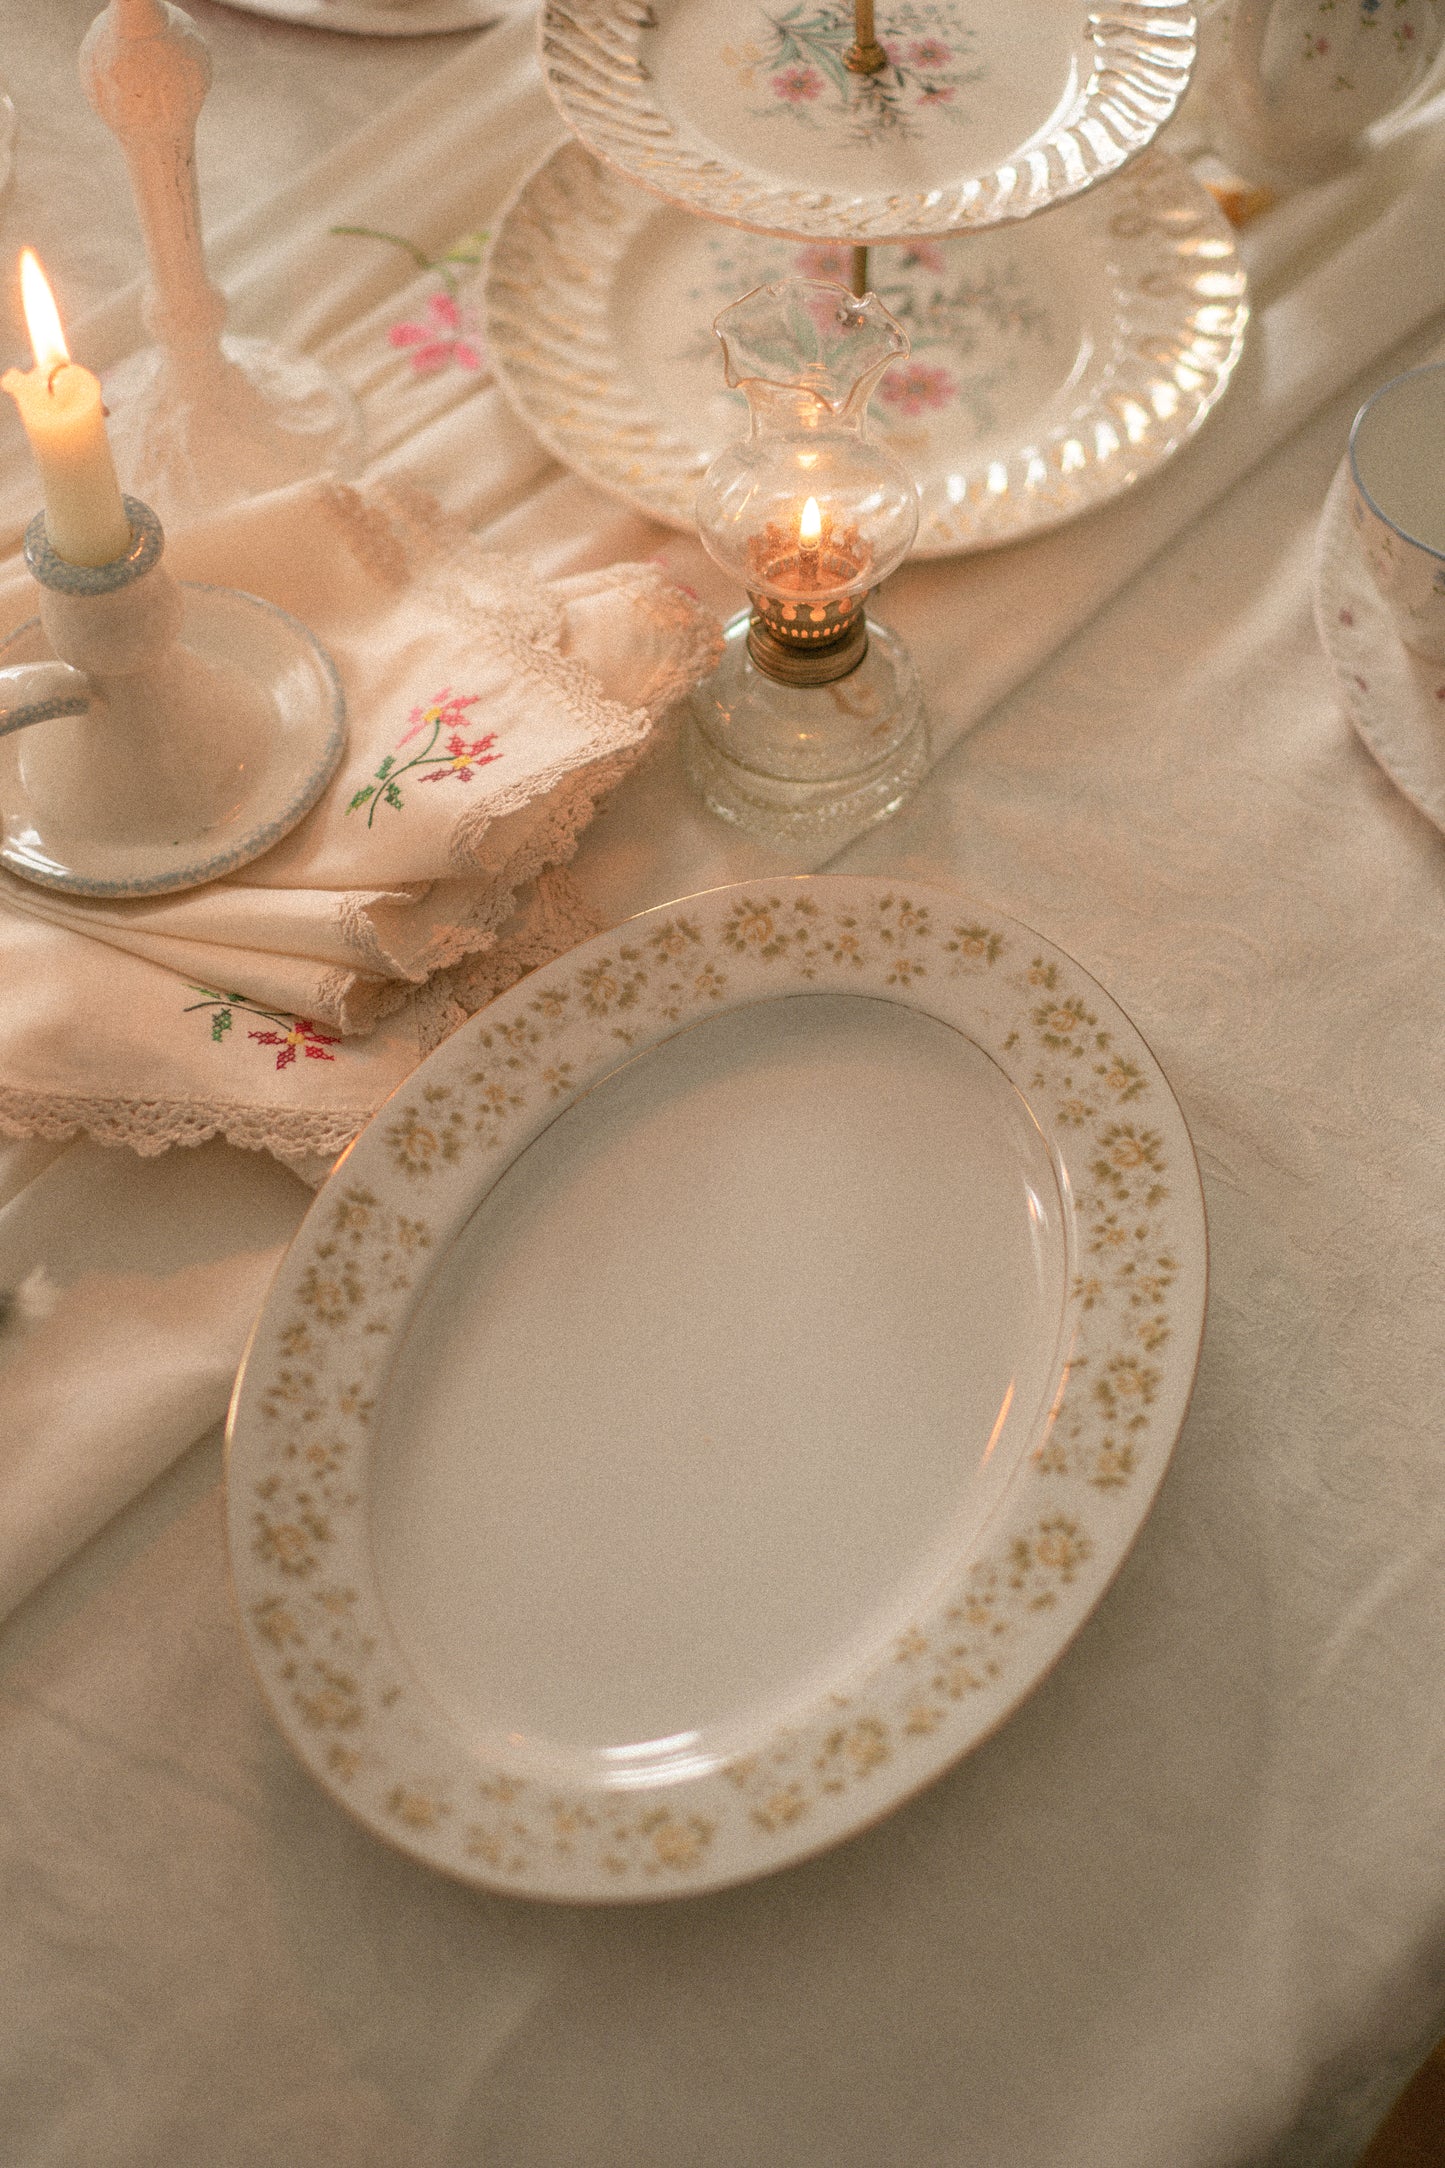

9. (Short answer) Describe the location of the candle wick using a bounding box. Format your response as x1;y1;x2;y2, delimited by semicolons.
46;363;67;394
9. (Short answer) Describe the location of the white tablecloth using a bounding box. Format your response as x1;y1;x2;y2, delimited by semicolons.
3;9;1445;2164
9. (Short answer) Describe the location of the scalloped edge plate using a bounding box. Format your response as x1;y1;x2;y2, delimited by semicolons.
227;874;1206;1902
484;141;1247;558
540;0;1197;243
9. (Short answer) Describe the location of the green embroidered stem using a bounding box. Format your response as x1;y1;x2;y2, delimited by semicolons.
330;226;489;300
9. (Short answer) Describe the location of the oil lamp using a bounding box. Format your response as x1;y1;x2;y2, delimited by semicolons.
687;279;927;845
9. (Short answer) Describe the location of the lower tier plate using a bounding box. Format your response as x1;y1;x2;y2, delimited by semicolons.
484;141;1248;558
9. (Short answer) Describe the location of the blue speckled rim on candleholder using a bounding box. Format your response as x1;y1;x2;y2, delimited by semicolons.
0;582;348;898
22;494;164;593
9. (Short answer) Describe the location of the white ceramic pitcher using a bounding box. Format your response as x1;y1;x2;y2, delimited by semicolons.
1207;0;1445;181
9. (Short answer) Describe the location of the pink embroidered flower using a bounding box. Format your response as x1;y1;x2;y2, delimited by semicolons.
388;291;485;377
420;729;502;783
772;62;824;102
398;687;481;747
248;1020;339;1071
908;37;953;66
794;243;855;283
878;360;957;416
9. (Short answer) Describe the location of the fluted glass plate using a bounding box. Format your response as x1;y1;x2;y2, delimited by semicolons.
541;0;1196;242
209;0;498;30
227;875;1206;1902
484;141;1247;558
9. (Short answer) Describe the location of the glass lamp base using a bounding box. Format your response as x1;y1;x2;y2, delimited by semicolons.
684;609;928;848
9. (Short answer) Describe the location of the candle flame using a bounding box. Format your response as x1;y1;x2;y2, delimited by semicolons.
799;496;822;546
19;251;69;376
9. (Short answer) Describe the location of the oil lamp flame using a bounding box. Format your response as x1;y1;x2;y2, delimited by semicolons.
19;251;69;377
799;495;822;547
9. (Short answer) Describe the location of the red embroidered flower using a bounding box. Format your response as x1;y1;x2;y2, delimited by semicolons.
388;291;485;377
248;1020;339;1071
420;729;502;783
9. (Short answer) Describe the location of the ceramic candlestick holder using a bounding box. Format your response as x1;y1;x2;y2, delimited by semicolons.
0;494;346;897
79;0;362;528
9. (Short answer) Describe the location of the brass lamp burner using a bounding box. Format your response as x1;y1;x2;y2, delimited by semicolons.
744;513;873;688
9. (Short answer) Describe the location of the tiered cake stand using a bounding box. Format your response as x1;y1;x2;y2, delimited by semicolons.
486;0;1249;558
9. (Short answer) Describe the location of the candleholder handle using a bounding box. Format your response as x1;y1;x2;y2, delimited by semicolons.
0;662;92;737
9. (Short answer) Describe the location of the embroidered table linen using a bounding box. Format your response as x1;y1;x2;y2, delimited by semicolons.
0;474;718;1167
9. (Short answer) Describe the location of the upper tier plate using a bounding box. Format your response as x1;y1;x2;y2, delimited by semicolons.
539;0;1198;242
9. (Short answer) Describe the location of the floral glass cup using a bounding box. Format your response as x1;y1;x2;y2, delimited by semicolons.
1348;360;1445;662
1208;0;1445;183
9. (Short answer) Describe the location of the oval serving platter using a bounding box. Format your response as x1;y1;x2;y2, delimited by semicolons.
540;0;1197;244
484;141;1247;559
227;875;1206;1901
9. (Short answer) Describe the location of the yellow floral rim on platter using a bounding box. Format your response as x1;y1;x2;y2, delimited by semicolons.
226;875;1207;1901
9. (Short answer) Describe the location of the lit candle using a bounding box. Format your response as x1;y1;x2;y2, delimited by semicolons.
798;494;823;584
2;250;132;568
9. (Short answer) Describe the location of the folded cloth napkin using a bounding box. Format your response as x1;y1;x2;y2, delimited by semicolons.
0;475;720;1169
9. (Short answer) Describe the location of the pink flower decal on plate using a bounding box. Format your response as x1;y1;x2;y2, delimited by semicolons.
878;359;958;416
389;291;486;377
772;61;825;102
793;243;855;282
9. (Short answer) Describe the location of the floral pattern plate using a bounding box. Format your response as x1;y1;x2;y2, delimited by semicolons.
483;140;1247;557
540;0;1197;242
1315;458;1445;835
227;875;1207;1902
208;0;500;32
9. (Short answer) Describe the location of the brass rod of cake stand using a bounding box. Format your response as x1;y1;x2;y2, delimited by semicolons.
851;246;869;298
846;0;886;74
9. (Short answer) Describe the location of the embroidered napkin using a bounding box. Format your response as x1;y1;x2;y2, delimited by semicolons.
0;475;719;1169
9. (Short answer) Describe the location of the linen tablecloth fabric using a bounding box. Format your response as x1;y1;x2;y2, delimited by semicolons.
5;11;1445;2164
0;473;718;1166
